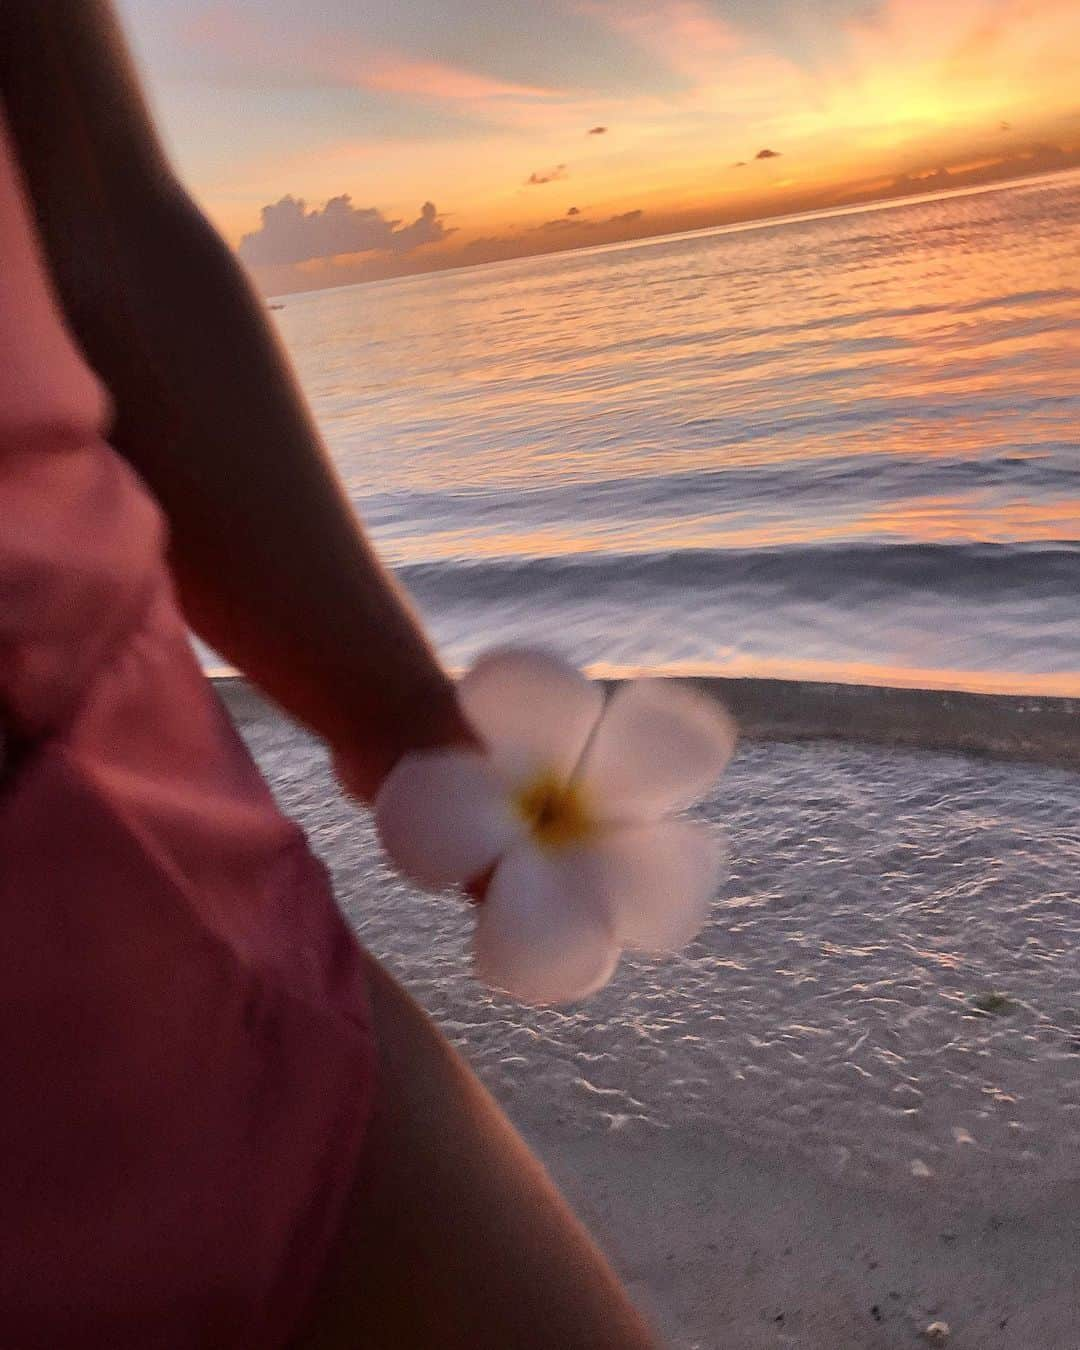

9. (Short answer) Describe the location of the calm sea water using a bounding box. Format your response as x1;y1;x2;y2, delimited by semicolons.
265;171;1080;697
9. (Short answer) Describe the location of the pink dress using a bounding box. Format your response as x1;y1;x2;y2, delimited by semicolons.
0;107;378;1346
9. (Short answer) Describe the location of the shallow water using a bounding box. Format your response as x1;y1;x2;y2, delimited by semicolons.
240;702;1080;1207
263;170;1080;696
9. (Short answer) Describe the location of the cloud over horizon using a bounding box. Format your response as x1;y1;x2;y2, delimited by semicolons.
533;206;645;234
239;195;448;265
232;136;1079;297
153;0;1080;297
526;164;570;185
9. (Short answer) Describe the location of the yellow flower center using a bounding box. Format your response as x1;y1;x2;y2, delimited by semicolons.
514;772;594;849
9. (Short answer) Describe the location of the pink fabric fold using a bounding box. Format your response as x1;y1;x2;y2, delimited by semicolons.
1;102;378;1347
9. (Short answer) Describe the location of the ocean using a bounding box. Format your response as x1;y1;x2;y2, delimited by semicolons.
225;172;1080;1282
254;170;1079;698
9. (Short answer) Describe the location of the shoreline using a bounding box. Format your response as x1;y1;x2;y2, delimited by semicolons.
236;704;1080;1349
214;674;1079;770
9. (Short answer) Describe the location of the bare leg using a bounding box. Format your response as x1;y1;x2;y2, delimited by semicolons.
292;951;659;1349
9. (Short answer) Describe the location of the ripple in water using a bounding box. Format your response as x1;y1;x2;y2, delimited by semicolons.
266;171;1080;695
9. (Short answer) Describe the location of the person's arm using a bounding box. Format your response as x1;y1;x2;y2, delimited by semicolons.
0;0;473;798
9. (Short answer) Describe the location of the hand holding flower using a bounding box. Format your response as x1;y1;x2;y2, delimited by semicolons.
375;649;737;1004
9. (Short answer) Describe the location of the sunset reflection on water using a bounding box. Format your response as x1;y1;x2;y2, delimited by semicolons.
266;173;1079;697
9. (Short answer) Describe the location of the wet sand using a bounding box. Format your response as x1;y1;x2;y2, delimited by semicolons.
221;680;1080;1349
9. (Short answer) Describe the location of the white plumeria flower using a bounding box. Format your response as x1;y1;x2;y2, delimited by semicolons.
375;649;737;1005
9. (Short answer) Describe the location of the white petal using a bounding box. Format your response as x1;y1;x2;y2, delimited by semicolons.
575;680;736;820
567;819;723;952
458;648;604;787
474;844;620;1005
374;750;521;889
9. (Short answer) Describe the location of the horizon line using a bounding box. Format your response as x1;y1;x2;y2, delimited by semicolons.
265;163;1080;304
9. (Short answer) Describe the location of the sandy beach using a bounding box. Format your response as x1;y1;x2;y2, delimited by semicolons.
222;681;1080;1349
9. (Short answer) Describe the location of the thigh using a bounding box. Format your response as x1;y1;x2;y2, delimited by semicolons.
290;950;658;1350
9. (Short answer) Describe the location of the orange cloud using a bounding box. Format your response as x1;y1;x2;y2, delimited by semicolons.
178;0;1080;284
575;0;813;148
362;56;561;102
579;0;741;80
821;0;1080;146
179;6;565;107
943;0;1079;72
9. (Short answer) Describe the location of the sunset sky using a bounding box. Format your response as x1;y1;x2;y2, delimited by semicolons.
118;0;1080;294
